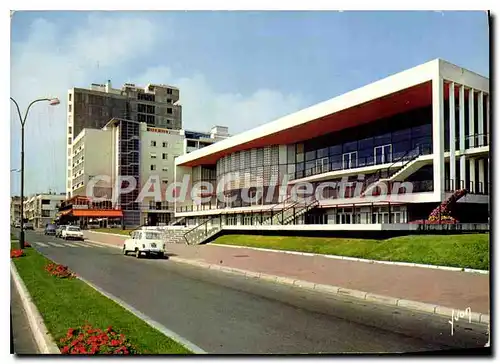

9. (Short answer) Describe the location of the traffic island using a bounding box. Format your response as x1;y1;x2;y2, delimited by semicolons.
10;241;193;355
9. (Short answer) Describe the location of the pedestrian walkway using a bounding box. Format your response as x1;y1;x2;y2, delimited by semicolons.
84;230;490;315
33;241;104;249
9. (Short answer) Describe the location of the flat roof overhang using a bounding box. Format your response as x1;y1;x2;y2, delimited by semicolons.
58;209;123;218
179;81;433;167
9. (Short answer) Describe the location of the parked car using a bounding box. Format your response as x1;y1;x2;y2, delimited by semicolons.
123;229;165;259
61;226;84;241
56;225;67;238
44;224;57;235
24;222;34;230
14;220;21;228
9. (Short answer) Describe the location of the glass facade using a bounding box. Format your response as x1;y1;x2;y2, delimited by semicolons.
295;123;432;179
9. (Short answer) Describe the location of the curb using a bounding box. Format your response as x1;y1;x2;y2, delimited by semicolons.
28;242;206;354
84;239;490;325
10;262;60;354
77;276;207;354
210;244;489;275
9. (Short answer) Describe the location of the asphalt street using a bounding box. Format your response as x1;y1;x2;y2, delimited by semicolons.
17;229;489;354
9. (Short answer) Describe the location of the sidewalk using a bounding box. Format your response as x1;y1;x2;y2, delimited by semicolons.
84;231;490;315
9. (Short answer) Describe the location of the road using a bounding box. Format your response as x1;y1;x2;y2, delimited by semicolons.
18;229;488;354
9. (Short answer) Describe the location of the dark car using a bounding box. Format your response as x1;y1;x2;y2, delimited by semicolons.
45;224;57;235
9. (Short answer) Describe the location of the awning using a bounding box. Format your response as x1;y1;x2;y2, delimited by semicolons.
72;209;123;218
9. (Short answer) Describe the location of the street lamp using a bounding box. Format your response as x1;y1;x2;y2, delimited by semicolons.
10;97;60;249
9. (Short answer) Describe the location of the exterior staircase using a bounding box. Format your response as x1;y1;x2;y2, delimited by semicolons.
362;143;431;197
183;217;220;245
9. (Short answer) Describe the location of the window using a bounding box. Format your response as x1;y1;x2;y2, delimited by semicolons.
68;104;72;113
41;199;50;205
305;151;316;162
68;126;72;134
162;153;168;160
42;210;51;217
329;144;342;156
151;140;156;147
162;141;168;148
162;179;168;185
187;140;197;147
150;153;157;159
68;137;72;144
150;165;156;171
167;108;173;114
317;147;329;159
69;93;72;102
162;166;168;172
167;88;173;95
68;148;71;156
167;99;172;103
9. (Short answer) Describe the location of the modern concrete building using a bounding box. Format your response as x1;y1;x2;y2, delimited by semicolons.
174;59;490;245
66;81;182;198
70;118;229;227
24;193;66;228
10;196;25;225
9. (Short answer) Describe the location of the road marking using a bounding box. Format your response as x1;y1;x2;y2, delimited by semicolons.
45;242;62;248
64;243;79;248
35;242;48;247
71;242;89;248
83;242;105;248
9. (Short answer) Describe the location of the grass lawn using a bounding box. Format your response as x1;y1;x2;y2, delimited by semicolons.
91;228;133;236
213;234;490;271
11;241;192;354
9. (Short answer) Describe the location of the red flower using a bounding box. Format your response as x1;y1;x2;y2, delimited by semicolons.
10;249;24;258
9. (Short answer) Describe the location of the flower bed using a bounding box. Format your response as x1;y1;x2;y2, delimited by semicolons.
11;249;25;258
24;242;32;248
45;263;76;279
59;324;139;355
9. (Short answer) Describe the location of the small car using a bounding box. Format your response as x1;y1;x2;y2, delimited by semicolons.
55;225;67;238
61;226;84;241
123;230;165;259
14;221;21;228
45;224;57;235
24;222;34;230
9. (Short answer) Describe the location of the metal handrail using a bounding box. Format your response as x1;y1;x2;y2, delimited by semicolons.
183;216;217;244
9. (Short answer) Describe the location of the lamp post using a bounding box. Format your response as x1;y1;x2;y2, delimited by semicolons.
10;97;60;249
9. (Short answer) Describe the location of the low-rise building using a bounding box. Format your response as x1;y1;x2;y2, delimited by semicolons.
10;196;25;225
24;193;66;228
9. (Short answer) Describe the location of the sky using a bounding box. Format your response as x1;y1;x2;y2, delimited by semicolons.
10;11;489;196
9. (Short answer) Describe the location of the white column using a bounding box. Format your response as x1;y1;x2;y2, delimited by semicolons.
478;159;485;193
478;91;484;146
432;77;445;201
459;85;466;189
486;94;490;145
449;82;456;190
470;158;476;193
469;88;475;148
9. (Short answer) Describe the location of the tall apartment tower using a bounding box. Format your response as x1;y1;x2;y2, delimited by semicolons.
66;80;182;197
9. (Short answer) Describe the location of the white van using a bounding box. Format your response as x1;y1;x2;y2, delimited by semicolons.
123;229;165;259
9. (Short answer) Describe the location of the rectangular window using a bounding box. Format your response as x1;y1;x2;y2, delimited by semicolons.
162;166;168;172
162;153;168;160
68;104;72;113
68;137;72;144
69;93;72;102
167;88;173;95
151;140;156;147
329;144;342;156
150;165;156;171
167;108;173;114
68;126;72;134
343;141;357;153
150;153;157;159
162;142;168;148
167;99;172;103
162;179;168;185
305;151;316;162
